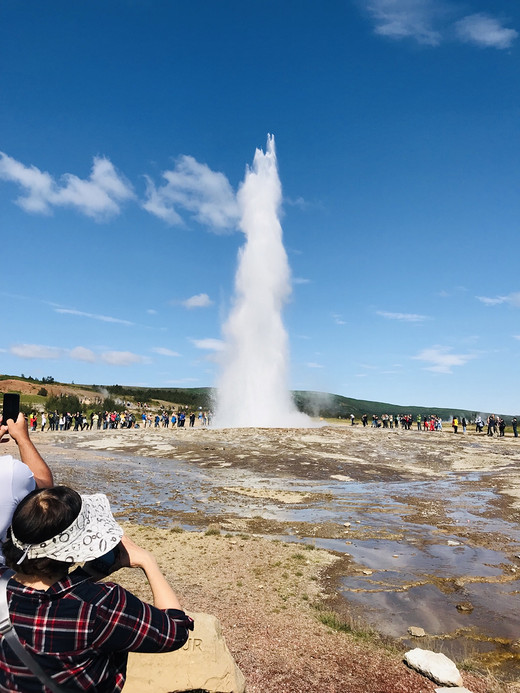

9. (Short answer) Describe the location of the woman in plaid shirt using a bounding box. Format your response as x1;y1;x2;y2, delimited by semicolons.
0;486;193;692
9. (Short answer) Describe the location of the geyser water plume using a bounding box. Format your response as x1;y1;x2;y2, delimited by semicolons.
214;136;310;428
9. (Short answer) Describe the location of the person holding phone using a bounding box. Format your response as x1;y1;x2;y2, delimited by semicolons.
0;486;193;692
0;409;54;561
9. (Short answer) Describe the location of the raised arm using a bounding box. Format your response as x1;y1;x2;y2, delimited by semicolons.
119;535;183;610
83;534;184;610
2;413;54;488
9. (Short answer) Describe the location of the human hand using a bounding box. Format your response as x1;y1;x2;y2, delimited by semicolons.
5;413;30;445
0;416;8;444
118;535;158;571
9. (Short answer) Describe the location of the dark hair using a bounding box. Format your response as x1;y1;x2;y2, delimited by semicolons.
3;486;82;579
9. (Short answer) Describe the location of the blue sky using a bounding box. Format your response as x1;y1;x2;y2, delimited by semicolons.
1;0;519;413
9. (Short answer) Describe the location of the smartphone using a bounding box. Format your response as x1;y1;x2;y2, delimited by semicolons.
88;543;121;576
2;393;20;425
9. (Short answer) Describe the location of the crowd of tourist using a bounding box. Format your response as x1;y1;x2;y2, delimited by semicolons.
354;412;518;436
25;408;519;438
358;413;444;430
28;408;212;432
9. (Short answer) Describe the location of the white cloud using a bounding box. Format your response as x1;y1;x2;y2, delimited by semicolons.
366;0;443;45
363;2;517;49
377;310;428;322
151;347;181;357
142;175;183;225
413;346;476;374
293;277;311;285
191;338;225;351
146;309;158;315
54;308;134;326
11;343;97;363
0;153;134;220
332;313;346;325
10;344;64;359
514;335;520;341
476;296;506;306
455;13;518;49
306;362;324;368
182;293;214;309
100;350;145;366
476;292;520;307
285;196;309;210
165;378;199;385
10;343;147;366
69;346;96;362
143;155;239;231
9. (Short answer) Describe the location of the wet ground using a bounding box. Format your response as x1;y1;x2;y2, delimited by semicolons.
35;424;520;681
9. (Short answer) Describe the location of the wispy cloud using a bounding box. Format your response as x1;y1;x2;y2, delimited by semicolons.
476;292;520;307
363;1;517;49
100;350;147;366
0;153;134;220
69;346;96;363
413;346;476;373
54;308;134;326
285;196;309;210
293;277;311;285
377;310;428;322
181;293;214;309
143;155;239;231
10;343;146;366
332;313;346;325
165;378;200;385
455;13;518;49
306;362;324;368
151;347;181;357
366;0;443;45
10;344;64;360
191;338;225;351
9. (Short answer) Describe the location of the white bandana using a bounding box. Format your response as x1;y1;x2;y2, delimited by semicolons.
11;494;123;564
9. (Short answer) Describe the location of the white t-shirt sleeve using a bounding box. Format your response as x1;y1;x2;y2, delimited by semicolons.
0;454;36;543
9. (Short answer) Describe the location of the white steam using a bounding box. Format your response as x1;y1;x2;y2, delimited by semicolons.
214;136;310;428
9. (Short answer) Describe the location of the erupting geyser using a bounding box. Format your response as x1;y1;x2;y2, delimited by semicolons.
214;136;310;428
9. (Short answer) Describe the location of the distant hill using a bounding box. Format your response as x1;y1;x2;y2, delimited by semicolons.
292;390;493;422
100;384;505;421
0;375;509;421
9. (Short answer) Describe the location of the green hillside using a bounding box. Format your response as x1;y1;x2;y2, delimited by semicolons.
1;374;511;421
292;390;494;421
106;384;503;421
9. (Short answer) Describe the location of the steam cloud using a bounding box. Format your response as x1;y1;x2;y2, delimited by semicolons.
214;136;310;428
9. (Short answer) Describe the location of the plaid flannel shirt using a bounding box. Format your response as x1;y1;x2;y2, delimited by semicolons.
0;566;193;692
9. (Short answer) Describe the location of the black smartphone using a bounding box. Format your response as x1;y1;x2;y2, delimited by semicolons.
88;544;121;576
2;393;20;424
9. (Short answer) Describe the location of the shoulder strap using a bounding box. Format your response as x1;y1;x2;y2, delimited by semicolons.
0;571;67;693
